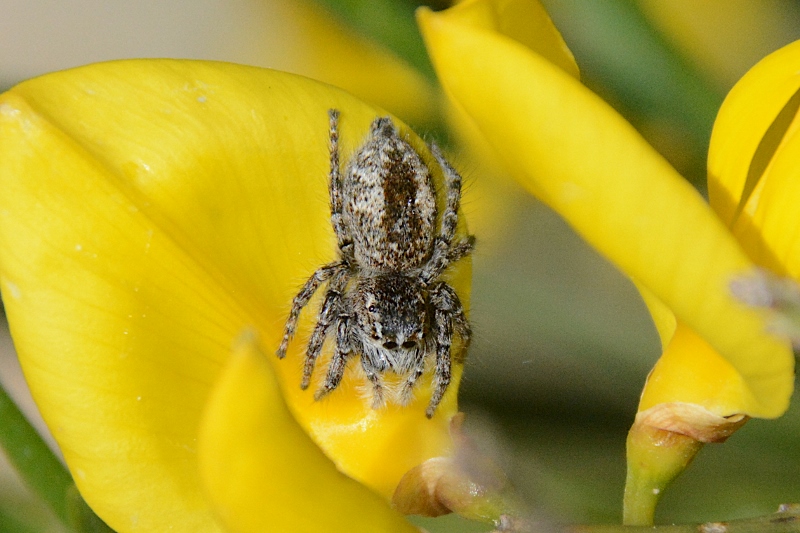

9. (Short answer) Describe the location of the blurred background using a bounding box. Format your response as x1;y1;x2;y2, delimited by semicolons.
2;1;800;531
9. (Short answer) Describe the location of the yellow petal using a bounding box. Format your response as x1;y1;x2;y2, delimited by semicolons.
418;4;793;417
0;60;468;530
708;39;800;228
741;129;800;277
710;40;800;278
429;0;579;251
432;0;578;79
198;332;417;533
638;323;756;413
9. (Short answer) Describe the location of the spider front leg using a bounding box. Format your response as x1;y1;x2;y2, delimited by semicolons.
426;281;470;418
301;269;349;389
314;315;354;401
277;262;344;359
328;108;355;262
399;346;427;406
361;352;387;409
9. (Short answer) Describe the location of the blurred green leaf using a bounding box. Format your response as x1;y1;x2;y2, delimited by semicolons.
0;383;113;532
0;382;73;527
65;485;114;533
0;507;42;533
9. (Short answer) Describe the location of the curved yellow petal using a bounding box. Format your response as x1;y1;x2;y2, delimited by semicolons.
742;129;800;277
431;0;579;251
639;323;754;413
708;39;800;228
0;60;467;530
437;0;578;79
418;5;792;417
710;40;800;278
198;332;417;533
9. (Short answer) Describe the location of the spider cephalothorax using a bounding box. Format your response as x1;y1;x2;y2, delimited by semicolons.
277;109;473;418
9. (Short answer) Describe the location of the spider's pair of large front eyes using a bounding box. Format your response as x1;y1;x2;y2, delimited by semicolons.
383;340;418;350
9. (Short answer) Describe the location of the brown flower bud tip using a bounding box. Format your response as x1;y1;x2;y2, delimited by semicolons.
635;402;748;443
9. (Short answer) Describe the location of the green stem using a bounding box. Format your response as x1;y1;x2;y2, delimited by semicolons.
570;504;800;533
623;422;705;525
0;380;74;527
489;505;800;533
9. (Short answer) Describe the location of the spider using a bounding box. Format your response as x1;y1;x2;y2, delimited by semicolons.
277;109;474;418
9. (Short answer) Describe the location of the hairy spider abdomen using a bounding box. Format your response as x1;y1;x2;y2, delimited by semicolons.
343;117;437;272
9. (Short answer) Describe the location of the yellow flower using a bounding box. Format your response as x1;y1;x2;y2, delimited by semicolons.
625;38;800;523
0;59;472;532
417;0;794;524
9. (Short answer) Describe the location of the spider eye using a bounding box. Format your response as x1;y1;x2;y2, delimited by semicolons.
383;341;398;350
402;341;416;349
367;304;376;313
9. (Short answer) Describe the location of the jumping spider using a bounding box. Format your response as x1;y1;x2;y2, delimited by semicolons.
277;109;474;418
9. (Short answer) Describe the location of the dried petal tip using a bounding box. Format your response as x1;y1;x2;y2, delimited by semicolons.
635;402;748;443
392;457;458;518
392;414;525;527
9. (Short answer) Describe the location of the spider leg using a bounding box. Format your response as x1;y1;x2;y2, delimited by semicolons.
301;269;350;389
426;281;470;417
328;109;355;262
314;315;354;400
427;305;453;419
436;281;472;357
361;352;386;409
452;310;472;360
399;346;426;406
277;262;344;358
448;235;476;264
421;143;473;285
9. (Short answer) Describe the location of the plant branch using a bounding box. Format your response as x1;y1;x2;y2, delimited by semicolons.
568;505;800;533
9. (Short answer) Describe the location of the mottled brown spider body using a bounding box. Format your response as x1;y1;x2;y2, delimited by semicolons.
343;117;436;271
277;109;473;418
